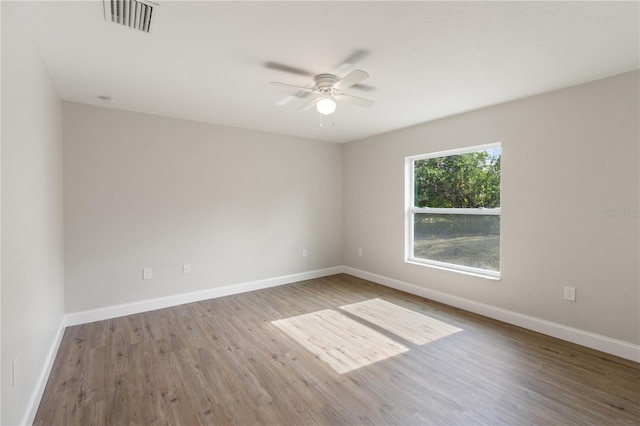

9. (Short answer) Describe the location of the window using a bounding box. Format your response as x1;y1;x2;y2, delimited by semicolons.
406;143;501;278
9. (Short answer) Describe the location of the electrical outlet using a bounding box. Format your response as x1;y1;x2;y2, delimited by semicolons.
183;264;191;274
358;248;363;256
302;249;308;258
143;268;152;280
564;286;576;302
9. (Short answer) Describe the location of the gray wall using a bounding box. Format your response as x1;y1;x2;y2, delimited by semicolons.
63;103;343;313
1;3;66;424
343;71;639;345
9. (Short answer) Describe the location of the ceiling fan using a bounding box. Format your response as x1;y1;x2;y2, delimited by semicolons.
270;70;375;115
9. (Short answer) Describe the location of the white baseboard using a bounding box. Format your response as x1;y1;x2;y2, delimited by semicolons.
22;319;66;426
65;266;344;326
342;266;640;363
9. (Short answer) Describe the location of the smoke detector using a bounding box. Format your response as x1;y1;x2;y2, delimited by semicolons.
103;0;157;33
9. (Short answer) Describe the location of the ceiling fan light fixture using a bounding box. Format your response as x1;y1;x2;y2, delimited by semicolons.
316;97;336;115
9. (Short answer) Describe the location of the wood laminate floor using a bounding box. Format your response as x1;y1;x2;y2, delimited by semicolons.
35;274;639;425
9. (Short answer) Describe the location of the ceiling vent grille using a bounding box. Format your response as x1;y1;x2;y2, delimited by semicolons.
103;0;156;33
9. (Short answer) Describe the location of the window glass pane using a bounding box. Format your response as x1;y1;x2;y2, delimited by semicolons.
413;213;500;271
414;148;501;208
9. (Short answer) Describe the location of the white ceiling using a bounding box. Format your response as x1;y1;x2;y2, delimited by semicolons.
15;1;640;143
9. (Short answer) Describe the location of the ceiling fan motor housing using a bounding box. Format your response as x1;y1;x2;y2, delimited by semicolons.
315;74;339;92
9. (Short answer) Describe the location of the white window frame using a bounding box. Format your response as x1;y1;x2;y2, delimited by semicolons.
405;143;501;279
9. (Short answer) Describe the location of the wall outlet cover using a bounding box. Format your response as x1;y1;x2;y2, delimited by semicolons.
564;286;576;302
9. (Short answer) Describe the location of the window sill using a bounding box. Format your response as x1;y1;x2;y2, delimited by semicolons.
405;258;501;281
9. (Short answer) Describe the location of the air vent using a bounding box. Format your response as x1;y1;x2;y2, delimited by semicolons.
103;0;156;33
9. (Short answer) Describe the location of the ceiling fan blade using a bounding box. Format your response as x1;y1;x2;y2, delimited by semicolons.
335;94;375;108
298;97;320;111
339;49;369;67
264;62;314;77
277;90;313;106
270;82;315;93
276;95;298;107
351;83;375;92
331;49;369;76
334;69;370;91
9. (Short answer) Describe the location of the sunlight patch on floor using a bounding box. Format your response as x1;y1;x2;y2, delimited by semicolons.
272;309;409;374
340;298;462;345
